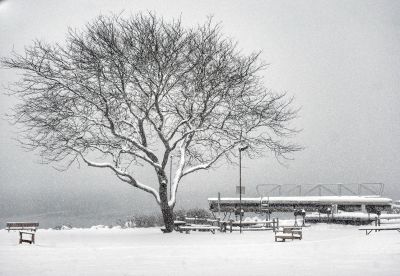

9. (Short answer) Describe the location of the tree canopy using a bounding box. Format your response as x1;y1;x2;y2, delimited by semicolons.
2;13;301;231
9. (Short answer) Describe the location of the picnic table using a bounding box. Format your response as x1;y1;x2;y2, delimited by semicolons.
172;219;221;234
173;220;187;231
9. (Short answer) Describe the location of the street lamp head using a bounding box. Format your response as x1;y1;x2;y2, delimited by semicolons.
239;145;249;152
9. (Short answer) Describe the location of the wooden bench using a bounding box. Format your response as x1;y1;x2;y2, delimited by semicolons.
177;225;221;234
359;226;400;235
275;227;302;242
6;222;39;244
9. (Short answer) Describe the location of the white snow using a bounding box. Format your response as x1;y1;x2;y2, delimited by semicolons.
1;224;399;276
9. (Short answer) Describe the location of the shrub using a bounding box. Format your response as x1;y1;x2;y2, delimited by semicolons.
117;208;212;228
173;208;212;220
117;214;164;228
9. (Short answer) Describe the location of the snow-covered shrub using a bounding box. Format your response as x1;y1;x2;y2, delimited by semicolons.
90;225;111;229
117;215;164;228
173;208;212;220
134;215;158;227
53;224;72;230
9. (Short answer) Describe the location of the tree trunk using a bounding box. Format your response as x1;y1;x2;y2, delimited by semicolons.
157;169;174;233
161;203;174;232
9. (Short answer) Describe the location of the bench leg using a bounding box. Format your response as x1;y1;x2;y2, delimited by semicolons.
19;232;35;244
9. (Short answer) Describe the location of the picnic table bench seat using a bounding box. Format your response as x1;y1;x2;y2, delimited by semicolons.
178;225;221;234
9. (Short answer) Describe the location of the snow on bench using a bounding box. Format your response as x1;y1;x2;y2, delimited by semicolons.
358;225;400;235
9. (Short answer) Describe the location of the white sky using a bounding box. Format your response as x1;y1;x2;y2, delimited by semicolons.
0;0;399;221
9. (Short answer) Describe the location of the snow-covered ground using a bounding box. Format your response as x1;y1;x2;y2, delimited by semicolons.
1;224;399;276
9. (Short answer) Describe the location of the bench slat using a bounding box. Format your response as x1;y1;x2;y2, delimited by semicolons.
7;222;39;227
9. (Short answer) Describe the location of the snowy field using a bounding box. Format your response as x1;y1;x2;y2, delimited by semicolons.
1;224;400;276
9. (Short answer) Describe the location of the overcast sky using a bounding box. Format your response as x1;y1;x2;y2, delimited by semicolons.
1;0;399;225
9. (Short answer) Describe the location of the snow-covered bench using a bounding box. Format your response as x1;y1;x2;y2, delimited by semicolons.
275;226;302;242
6;222;39;244
358;226;400;235
177;225;221;234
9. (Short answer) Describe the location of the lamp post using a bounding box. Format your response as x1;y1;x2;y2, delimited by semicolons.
239;145;248;234
169;155;173;200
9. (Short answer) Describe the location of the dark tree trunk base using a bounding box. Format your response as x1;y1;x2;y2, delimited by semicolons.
161;205;174;233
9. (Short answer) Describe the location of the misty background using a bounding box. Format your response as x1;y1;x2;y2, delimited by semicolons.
1;0;399;227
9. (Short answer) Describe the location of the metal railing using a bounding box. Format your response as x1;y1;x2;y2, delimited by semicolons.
256;183;384;197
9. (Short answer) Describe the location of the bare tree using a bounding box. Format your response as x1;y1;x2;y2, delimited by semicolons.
2;13;301;232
